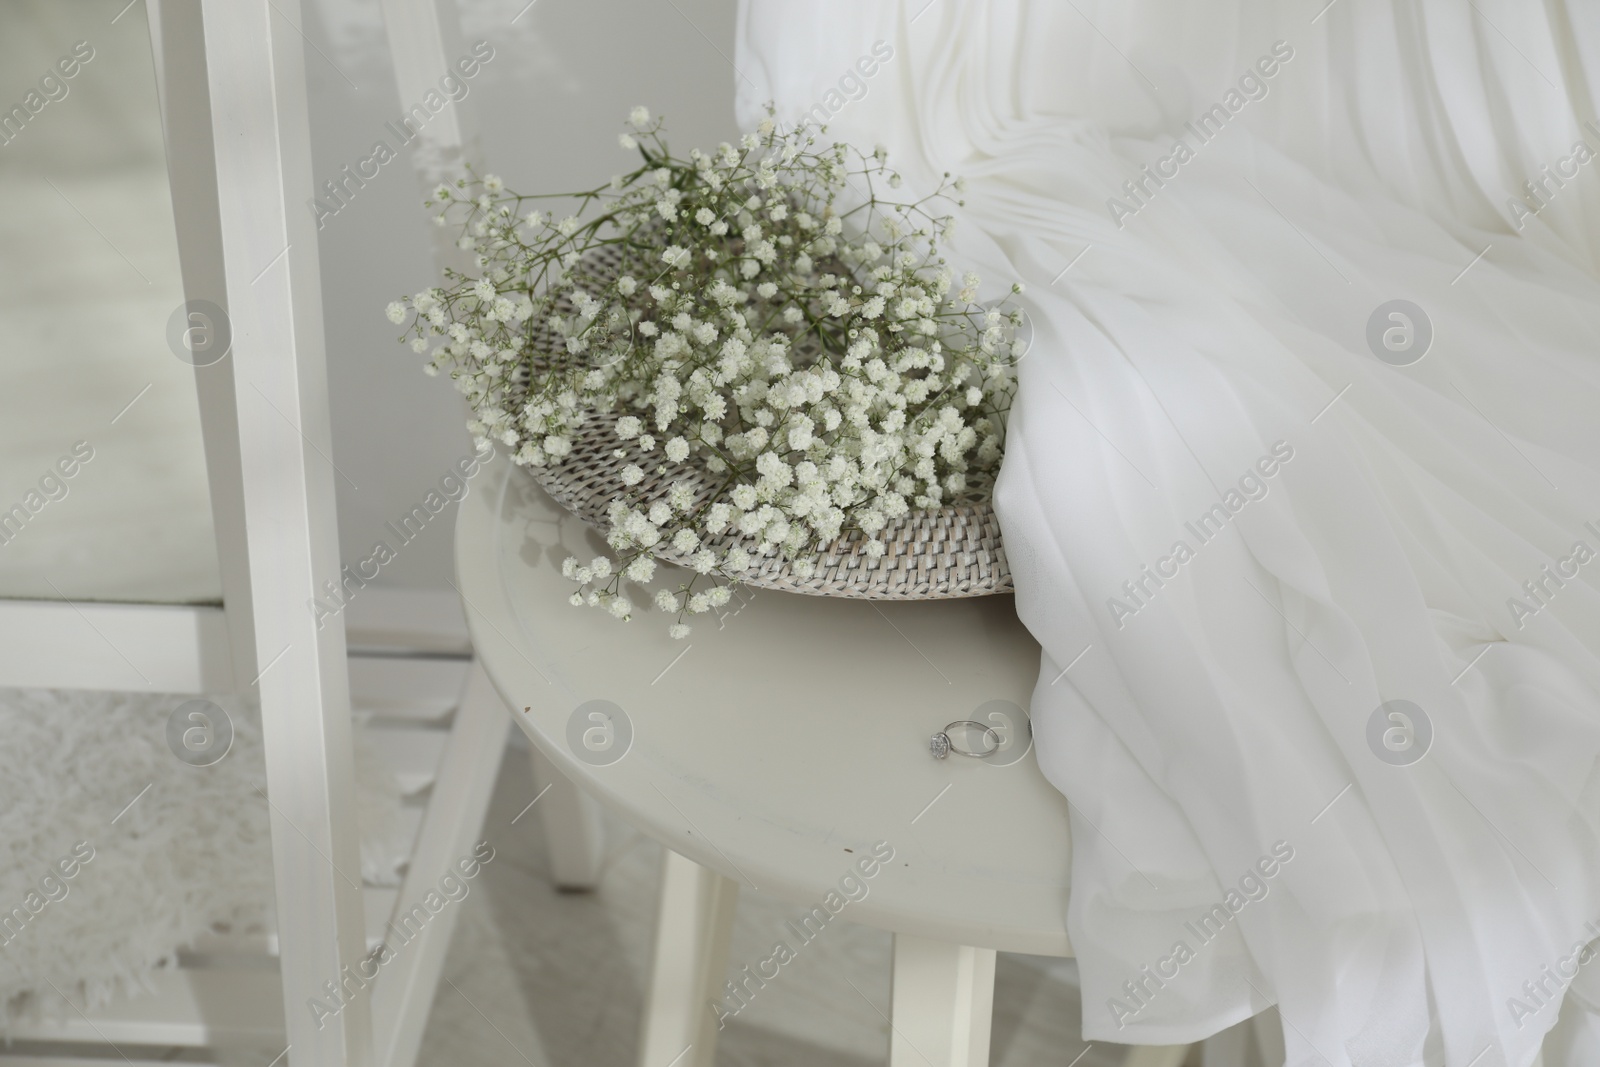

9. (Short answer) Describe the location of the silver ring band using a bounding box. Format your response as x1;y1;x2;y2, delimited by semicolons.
930;720;1001;759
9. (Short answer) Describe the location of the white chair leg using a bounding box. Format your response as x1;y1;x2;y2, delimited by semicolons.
1197;1018;1248;1067
889;934;996;1067
1250;1010;1285;1064
1122;1045;1192;1067
371;662;511;1067
637;850;739;1067
528;744;606;890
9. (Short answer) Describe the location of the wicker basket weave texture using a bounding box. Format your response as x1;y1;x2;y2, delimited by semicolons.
517;245;1012;599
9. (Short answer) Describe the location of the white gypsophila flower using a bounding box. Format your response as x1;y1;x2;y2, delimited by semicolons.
392;106;1021;638
667;482;695;511
669;623;691;640
619;132;637;150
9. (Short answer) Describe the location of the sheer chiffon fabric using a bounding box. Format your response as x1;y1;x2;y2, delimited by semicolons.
736;2;1600;1063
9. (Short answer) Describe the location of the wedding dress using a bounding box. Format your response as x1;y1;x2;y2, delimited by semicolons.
737;2;1600;1064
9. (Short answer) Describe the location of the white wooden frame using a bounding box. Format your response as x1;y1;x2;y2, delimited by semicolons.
0;600;235;692
2;3;514;1066
0;1;374;1061
196;4;374;1062
0;0;258;697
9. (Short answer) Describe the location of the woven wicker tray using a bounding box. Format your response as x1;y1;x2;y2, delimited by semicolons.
517;249;1012;600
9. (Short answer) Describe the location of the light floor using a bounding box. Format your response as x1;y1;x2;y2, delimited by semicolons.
415;740;1125;1067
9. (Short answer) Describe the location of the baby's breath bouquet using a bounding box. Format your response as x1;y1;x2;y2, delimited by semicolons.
387;106;1024;638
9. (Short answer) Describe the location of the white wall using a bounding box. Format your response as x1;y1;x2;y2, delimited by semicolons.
304;0;742;591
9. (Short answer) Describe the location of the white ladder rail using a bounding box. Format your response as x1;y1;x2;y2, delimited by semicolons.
193;0;373;1062
147;0;256;690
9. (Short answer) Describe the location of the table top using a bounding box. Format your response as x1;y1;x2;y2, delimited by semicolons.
455;453;1074;954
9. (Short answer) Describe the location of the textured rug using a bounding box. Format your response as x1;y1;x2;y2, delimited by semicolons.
0;688;408;1028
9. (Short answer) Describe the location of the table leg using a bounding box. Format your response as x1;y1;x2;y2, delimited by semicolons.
1249;1010;1284;1063
890;934;996;1067
637;849;740;1067
528;744;606;890
1122;1045;1191;1067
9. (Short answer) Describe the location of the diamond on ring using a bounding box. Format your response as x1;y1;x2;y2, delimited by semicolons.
928;721;1000;759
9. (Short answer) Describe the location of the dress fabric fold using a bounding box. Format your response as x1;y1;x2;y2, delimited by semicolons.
737;2;1600;1063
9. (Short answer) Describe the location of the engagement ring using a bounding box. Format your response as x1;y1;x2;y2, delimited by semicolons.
929;721;1001;759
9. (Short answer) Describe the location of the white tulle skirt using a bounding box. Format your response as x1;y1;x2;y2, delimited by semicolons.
738;2;1600;1064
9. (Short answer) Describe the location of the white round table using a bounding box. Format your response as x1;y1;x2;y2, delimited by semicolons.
455;453;1189;1067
